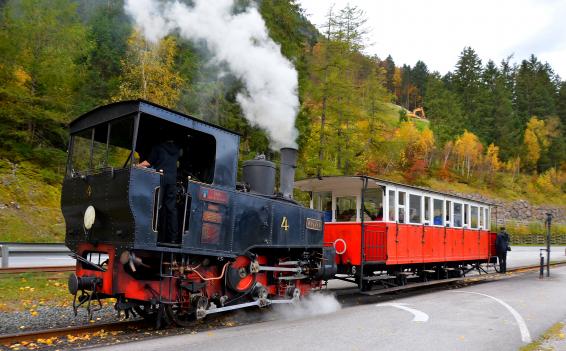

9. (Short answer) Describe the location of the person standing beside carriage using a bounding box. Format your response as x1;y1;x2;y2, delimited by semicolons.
496;226;511;273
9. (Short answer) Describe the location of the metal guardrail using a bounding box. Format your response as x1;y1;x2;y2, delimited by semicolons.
0;243;70;268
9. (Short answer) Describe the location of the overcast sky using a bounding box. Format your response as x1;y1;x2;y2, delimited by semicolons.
297;0;566;78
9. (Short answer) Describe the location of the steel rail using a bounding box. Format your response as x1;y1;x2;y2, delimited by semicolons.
0;320;145;347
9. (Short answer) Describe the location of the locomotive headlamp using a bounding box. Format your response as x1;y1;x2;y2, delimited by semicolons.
84;205;96;230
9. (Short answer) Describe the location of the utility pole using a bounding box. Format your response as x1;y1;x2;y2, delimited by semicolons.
545;213;552;277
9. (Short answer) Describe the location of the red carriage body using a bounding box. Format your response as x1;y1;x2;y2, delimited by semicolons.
296;176;498;290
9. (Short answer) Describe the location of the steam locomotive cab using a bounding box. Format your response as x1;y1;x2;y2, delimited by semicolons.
62;100;335;324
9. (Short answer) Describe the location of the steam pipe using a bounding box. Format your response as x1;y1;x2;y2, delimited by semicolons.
280;148;298;199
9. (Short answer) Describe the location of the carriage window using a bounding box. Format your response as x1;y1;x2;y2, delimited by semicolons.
363;188;384;221
453;203;463;227
424;196;431;223
471;206;479;229
314;192;332;222
433;199;444;226
388;190;395;221
409;194;422;224
336;196;357;222
484;208;489;229
479;207;484;229
464;204;469;227
71;128;93;175
398;191;406;223
445;200;452;226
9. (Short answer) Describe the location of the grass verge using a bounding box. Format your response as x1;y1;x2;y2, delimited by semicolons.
0;272;70;312
520;322;565;351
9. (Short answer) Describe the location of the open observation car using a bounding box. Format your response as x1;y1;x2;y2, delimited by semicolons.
295;176;499;291
62;100;336;325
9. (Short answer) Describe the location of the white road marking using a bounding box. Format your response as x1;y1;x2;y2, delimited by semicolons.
376;303;429;322
452;291;532;343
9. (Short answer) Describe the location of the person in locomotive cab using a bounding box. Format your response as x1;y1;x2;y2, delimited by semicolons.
139;139;181;243
495;226;511;273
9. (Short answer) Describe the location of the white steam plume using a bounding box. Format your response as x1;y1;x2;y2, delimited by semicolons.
124;0;299;150
271;293;342;320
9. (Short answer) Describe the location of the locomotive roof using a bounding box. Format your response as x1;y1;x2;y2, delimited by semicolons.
295;175;495;206
68;99;240;136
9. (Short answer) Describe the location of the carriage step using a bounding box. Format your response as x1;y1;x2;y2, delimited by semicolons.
443;267;457;271
396;272;413;276
362;275;396;281
422;270;436;273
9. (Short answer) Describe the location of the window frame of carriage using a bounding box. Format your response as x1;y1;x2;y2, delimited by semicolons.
309;180;491;230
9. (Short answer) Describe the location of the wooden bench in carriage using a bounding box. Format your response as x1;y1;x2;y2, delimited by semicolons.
295;176;499;291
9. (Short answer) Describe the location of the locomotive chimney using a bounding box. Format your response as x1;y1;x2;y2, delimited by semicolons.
279;147;298;199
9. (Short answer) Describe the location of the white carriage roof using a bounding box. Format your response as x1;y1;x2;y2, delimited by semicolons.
294;175;495;206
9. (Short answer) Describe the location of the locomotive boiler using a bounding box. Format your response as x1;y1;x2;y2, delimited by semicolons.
62;100;336;326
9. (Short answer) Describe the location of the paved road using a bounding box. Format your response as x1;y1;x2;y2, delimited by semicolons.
91;265;566;351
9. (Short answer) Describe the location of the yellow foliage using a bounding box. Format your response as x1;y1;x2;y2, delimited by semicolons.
418;128;435;158
396;121;420;142
13;67;31;87
524;116;549;168
535;168;560;194
453;130;483;177
114;30;184;108
485;143;501;172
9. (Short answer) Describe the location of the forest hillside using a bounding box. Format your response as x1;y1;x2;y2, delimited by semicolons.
0;0;565;242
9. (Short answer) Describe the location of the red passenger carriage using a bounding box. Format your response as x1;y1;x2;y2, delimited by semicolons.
295;176;499;291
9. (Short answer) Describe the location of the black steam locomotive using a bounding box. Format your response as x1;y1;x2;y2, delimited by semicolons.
62;100;336;326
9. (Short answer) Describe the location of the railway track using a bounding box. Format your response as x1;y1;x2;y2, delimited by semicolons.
1;261;564;349
0;266;74;274
0;320;145;347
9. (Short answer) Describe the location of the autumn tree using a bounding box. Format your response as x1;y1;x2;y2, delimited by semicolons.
523;116;549;171
453;130;483;179
114;30;184;108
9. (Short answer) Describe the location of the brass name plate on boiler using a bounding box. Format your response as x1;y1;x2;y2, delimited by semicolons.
305;218;322;231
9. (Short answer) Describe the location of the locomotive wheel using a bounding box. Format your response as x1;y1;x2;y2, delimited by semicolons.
165;303;196;327
227;256;255;293
165;295;208;327
134;303;158;321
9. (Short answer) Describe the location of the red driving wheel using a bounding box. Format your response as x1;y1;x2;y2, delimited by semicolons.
227;256;255;292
